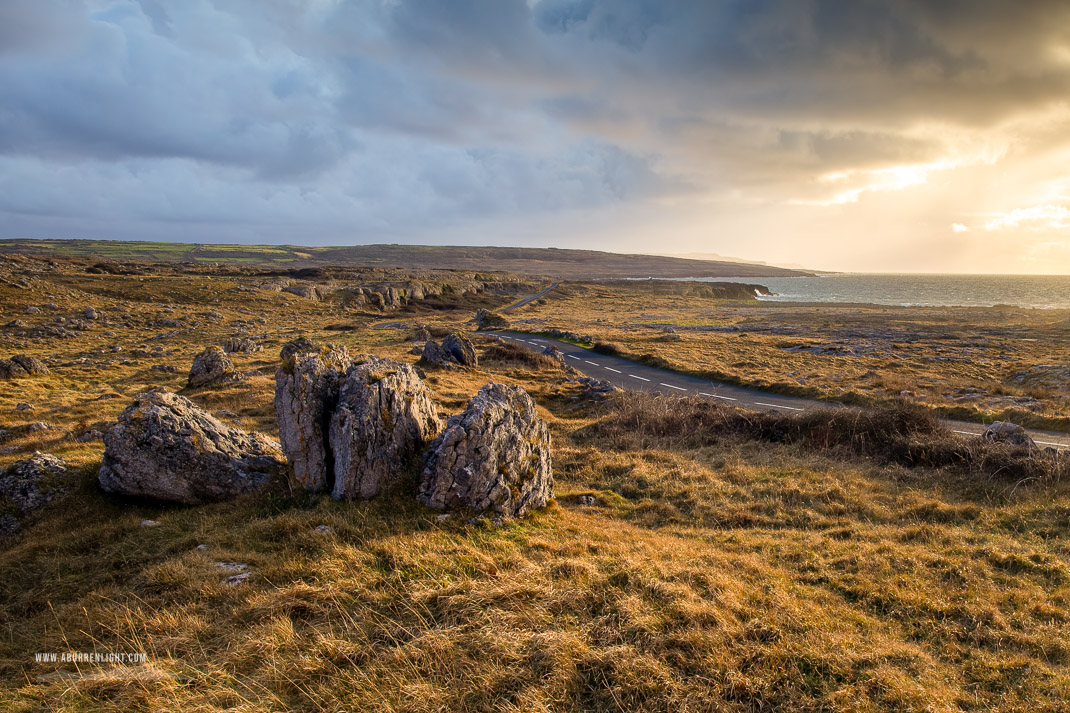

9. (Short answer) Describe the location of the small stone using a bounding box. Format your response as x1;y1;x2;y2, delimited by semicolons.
84;307;98;320
24;306;41;314
14;402;32;411
577;494;596;506
314;524;332;534
196;544;209;551
28;421;50;432
214;561;248;573
225;572;251;586
435;513;450;522
140;519;159;528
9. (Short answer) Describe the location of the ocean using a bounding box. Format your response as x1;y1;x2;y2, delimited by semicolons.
693;273;1070;310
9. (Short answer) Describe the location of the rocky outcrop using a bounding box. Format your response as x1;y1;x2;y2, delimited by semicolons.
188;346;240;387
98;391;285;504
283;284;326;301
983;421;1038;451
0;453;69;534
280;337;319;362
420;339;458;369
443;332;478;367
329;358;442;500
475;309;509;330
0;354;50;379
413;326;431;343
274;345;352;491
418;383;552;517
573;376;619;401
542;345;567;366
224;337;263;354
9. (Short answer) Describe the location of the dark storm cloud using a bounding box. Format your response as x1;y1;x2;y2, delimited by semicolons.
1;0;1068;246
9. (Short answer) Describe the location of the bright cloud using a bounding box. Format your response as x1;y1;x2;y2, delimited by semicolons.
983;204;1070;231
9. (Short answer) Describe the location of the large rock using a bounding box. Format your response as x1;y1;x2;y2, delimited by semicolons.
983;421;1038;451
0;354;50;379
443;332;478;366
420;339;458;369
274;345;353;491
0;453;69;534
279;337;319;362
329;358;442;500
474;309;509;330
98;391;285;504
188;346;239;387
224;337;262;354
418;383;552;517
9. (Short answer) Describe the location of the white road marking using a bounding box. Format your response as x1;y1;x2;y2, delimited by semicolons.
604;367;621;373
952;430;974;435
566;355;580;360
1036;440;1067;448
629;374;651;382
701;393;736;401
584;360;599;366
754;402;803;411
660;383;687;391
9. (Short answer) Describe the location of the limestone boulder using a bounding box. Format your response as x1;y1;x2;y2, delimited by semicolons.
474;309;509;330
274;345;352;491
330;358;442;500
279;337;319;362
443;332;478;367
98;391;285;504
188;346;240;387
0;453;69;534
224;337;263;354
418;383;552;517
983;421;1038;451
420;339;459;369
0;354;50;379
542;345;567;366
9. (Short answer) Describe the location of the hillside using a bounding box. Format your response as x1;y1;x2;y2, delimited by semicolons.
0;239;812;278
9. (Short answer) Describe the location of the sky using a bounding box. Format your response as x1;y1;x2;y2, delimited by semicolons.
1;1;1069;273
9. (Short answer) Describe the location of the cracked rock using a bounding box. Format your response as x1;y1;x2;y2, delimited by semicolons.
418;382;552;518
98;391;285;504
330;358;442;500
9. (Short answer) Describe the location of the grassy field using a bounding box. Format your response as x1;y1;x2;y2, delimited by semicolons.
2;254;1070;711
503;281;1070;431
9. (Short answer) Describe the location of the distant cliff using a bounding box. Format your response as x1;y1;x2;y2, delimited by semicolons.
0;239;813;279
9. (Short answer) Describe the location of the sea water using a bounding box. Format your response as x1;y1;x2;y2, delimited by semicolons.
692;273;1070;310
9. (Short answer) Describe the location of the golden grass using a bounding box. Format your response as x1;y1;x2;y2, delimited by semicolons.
2;261;1070;710
507;282;1070;430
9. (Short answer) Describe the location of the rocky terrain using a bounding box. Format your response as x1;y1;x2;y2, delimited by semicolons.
2;249;1070;712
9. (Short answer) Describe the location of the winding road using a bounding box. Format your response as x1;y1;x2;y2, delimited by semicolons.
502;283;560;312
491;331;1070;451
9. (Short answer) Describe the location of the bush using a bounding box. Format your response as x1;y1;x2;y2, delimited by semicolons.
481;341;559;370
591;392;1066;483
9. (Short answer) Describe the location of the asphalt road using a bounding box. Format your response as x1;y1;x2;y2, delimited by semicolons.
491;331;1070;451
502;283;560;312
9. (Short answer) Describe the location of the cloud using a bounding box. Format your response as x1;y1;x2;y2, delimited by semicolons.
982;204;1070;231
2;1;1070;272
